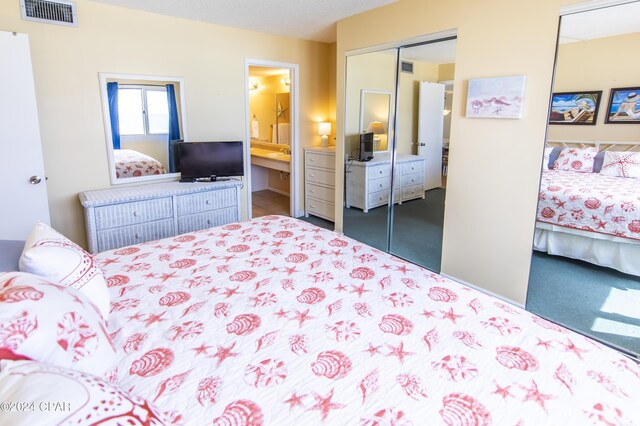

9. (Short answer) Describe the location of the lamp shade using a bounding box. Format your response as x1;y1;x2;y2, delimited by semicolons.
367;121;385;135
318;122;331;136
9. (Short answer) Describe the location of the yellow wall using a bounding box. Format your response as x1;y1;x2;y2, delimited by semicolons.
336;0;573;304
0;0;332;246
548;32;640;142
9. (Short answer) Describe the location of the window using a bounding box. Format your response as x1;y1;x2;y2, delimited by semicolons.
118;86;169;140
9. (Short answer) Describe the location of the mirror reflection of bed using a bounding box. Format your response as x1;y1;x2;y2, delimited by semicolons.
343;38;456;274
113;148;166;179
526;2;640;357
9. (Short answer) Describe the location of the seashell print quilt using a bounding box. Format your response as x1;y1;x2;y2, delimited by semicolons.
537;170;640;240
97;216;640;425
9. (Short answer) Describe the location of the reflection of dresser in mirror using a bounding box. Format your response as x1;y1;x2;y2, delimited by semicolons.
345;153;425;212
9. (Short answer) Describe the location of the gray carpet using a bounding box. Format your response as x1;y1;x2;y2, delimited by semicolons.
527;252;640;356
342;188;445;272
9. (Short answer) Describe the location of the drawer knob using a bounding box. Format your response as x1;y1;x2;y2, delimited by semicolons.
133;211;140;217
135;233;141;239
310;173;315;177
310;189;315;193
207;219;212;225
205;199;211;205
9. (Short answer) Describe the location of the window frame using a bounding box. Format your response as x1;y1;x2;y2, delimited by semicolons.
118;84;170;143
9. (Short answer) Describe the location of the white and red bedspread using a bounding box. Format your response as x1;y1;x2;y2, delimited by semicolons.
114;149;166;179
537;170;640;241
97;216;640;425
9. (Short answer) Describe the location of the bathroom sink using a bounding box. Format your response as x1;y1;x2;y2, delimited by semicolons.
250;148;290;162
264;151;290;160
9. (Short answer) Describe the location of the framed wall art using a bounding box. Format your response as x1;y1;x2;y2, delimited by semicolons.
605;87;640;124
548;91;602;125
466;76;526;119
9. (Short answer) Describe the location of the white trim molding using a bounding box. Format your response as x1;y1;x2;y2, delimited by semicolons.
561;0;639;15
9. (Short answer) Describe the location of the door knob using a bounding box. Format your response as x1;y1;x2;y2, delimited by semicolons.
29;175;42;184
419;143;426;147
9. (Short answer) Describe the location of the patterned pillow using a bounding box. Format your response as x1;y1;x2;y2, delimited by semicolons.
599;151;640;178
19;222;110;319
0;272;116;377
552;147;599;173
0;360;165;425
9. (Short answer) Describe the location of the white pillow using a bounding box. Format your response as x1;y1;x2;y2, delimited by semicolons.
19;222;110;319
599;151;640;179
0;272;116;377
0;360;165;426
543;147;553;170
553;147;599;173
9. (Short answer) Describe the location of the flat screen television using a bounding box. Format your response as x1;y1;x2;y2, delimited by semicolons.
178;141;244;182
359;132;373;162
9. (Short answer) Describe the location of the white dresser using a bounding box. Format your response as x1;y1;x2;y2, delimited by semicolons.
79;181;242;253
346;154;425;213
304;147;336;221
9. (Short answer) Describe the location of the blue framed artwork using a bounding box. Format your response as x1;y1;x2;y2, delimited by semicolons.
605;87;640;124
549;91;602;125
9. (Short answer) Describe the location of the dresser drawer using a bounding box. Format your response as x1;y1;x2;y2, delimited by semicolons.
306;199;335;221
401;161;423;175
403;184;424;200
306;168;335;186
369;165;391;179
177;207;238;234
97;219;174;252
306;152;335;170
95;198;173;230
306;183;334;203
369;176;390;194
368;190;389;208
176;188;237;216
401;173;423;187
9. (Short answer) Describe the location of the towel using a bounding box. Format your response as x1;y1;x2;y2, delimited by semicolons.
277;123;290;145
251;120;260;139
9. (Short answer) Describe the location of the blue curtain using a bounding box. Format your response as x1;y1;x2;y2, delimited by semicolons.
166;84;181;173
106;82;120;150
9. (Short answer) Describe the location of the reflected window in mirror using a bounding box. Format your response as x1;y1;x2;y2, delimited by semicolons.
99;73;187;185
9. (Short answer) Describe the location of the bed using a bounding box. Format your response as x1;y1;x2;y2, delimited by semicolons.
114;148;166;179
534;141;640;276
87;215;640;425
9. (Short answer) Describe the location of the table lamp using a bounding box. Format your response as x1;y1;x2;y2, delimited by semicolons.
367;121;385;151
318;122;331;148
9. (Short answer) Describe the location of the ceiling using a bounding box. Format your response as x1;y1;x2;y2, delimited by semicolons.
400;39;457;64
560;1;640;43
88;0;398;43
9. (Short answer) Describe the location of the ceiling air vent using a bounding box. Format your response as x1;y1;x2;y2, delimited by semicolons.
20;0;78;27
401;61;414;74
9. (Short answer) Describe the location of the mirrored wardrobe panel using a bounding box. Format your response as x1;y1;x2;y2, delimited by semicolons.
343;48;397;251
389;40;456;272
343;37;456;273
526;2;640;357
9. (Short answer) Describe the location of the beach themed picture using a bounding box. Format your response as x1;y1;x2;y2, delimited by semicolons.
466;76;527;119
606;87;640;123
549;91;602;125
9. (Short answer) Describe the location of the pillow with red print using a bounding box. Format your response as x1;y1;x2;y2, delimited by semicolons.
552;147;599;173
0;360;166;425
599;151;640;179
0;272;116;377
19;222;110;319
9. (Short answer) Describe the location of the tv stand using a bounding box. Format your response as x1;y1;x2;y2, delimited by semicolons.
181;176;231;183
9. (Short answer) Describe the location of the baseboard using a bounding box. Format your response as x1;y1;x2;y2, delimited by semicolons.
266;187;290;197
440;273;525;309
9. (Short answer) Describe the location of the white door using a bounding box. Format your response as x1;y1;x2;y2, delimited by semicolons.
0;31;50;239
417;81;445;191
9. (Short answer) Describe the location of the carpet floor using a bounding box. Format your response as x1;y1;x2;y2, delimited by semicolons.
527;251;640;355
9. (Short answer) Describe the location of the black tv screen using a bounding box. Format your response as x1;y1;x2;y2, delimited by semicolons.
359;132;373;162
178;141;244;181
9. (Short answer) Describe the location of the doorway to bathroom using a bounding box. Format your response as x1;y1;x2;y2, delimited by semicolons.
245;60;300;219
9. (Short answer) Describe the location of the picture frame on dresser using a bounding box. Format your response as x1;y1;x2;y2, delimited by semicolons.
79;181;242;253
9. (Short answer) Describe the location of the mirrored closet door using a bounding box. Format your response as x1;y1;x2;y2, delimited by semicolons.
526;1;640;357
343;37;456;273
